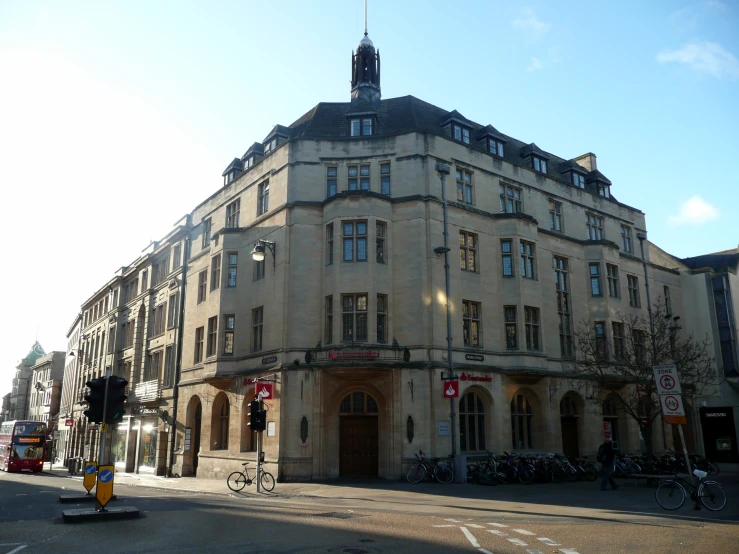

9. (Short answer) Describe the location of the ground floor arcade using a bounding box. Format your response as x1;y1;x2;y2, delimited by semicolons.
171;364;695;481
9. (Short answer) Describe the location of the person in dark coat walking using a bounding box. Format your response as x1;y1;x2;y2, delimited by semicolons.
598;439;619;491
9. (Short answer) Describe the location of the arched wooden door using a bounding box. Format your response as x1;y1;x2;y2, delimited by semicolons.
339;392;378;477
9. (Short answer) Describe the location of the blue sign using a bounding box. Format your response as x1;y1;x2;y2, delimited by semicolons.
99;469;114;484
85;464;96;474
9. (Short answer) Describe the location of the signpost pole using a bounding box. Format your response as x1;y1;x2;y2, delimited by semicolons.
256;429;261;493
96;369;112;511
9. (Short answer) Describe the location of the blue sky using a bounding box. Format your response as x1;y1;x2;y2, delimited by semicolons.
1;0;737;397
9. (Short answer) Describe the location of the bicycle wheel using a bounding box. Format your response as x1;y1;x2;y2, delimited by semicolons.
583;466;598;482
655;480;686;510
564;465;579;482
434;463;454;484
626;463;642;477
227;471;247;492
518;465;535;485
407;463;426;484
698;481;727;511
709;462;720;476
550;465;566;483
261;471;276;492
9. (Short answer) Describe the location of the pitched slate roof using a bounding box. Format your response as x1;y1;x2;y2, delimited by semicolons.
222;158;242;176
254;94;619;201
681;249;739;272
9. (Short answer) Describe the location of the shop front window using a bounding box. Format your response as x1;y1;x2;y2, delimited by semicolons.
139;421;158;469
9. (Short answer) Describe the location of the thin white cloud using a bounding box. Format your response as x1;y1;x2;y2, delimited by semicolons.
667;196;720;226
657;42;739;79
512;7;551;38
527;57;543;72
668;1;727;30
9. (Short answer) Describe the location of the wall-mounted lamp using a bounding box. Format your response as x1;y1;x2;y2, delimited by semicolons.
251;239;276;271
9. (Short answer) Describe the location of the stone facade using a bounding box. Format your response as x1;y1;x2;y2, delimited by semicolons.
27;352;64;425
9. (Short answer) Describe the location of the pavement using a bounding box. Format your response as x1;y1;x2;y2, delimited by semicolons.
42;461;739;524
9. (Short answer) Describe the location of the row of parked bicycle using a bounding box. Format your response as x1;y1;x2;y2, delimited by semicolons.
405;449;721;485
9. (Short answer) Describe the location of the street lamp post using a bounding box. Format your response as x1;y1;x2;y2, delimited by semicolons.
435;162;457;461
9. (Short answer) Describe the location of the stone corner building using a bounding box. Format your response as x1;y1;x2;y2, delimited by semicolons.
65;29;727;479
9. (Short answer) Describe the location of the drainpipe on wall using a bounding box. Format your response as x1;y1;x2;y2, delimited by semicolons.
167;218;191;478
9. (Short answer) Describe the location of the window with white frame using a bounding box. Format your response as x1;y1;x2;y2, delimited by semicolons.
359;164;370;190
572;172;585;188
597;183;610;198
350;118;373;136
210;255;221;291
227;253;238;287
453;124;470;144
533;155;547;174
489;139;504;157
224;315;235;355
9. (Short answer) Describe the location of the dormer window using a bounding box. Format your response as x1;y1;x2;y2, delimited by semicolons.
532;156;547;174
453;124;471;144
571;172;585;188
224;172;235;186
243;156;253;170
489;139;505;157
350;118;374;137
264;138;278;154
597;183;610;198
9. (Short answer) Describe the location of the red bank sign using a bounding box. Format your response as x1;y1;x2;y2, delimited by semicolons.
443;381;459;398
459;372;492;383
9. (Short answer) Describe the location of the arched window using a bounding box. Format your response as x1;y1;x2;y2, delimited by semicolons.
511;393;534;450
460;391;486;452
211;394;230;450
339;392;378;414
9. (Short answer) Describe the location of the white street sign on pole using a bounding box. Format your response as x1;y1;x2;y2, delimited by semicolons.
652;364;682;395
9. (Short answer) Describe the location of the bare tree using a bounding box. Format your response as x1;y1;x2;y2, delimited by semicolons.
571;299;718;457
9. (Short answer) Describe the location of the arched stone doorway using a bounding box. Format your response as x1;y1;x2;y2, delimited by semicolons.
560;392;584;458
338;391;378;477
459;387;492;453
185;395;203;476
509;389;543;451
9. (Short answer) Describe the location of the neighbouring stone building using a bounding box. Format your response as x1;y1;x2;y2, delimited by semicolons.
8;342;46;422
67;27;729;481
27;352;64;425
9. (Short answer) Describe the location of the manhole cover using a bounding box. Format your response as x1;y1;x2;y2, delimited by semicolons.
315;512;367;519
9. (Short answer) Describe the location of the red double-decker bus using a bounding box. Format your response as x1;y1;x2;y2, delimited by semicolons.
0;420;47;473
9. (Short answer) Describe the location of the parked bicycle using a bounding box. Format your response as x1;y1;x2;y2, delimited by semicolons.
655;469;726;511
227;462;276;492
612;455;641;478
407;450;454;484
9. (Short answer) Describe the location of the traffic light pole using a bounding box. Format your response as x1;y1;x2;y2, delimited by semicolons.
96;372;111;512
256;397;262;493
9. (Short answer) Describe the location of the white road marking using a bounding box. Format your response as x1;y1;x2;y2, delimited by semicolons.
433;525;457;527
465;523;486;529
445;518;462;522
460;527;481;548
38;491;56;494
507;538;528;546
526;550;544;554
538;538;561;546
478;549;495;554
0;545;22;548
512;529;535;536
488;530;509;537
7;546;28;554
559;549;581;554
487;522;508;527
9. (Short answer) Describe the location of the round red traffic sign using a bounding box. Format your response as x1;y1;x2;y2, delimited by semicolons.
660;374;676;390
665;395;680;411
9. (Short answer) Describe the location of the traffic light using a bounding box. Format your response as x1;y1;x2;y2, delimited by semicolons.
105;376;128;423
83;377;106;423
247;400;266;432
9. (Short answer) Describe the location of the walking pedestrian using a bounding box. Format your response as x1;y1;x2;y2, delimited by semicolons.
597;439;619;491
